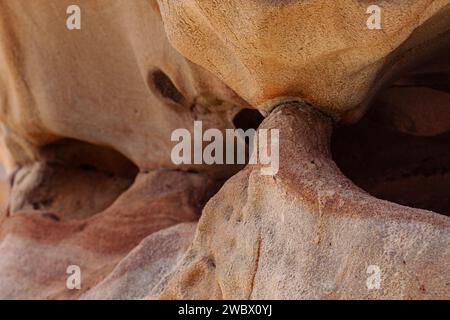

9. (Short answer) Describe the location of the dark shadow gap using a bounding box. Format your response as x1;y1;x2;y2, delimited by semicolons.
332;56;450;216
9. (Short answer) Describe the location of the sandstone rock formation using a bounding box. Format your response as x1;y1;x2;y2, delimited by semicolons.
161;104;450;299
0;0;243;299
157;0;450;121
0;0;449;299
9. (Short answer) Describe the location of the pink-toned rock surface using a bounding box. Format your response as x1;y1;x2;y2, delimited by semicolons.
0;0;241;299
0;0;449;300
0;170;214;299
161;104;450;299
81;223;196;300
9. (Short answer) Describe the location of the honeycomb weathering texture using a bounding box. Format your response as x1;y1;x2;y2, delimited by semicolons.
0;0;449;300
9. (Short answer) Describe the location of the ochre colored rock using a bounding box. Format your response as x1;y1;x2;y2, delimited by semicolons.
0;0;450;300
157;0;450;121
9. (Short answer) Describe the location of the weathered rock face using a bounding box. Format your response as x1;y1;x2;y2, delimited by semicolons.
80;222;197;300
0;170;218;299
0;0;450;300
0;0;243;299
0;0;246;174
161;105;450;299
157;0;450;121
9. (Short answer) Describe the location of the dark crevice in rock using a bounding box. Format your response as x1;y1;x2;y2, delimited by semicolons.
233;108;264;132
149;69;186;105
333;54;450;216
332;105;450;217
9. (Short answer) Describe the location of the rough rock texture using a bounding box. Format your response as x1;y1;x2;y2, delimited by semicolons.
0;0;450;300
0;170;213;299
161;105;450;299
81;223;196;300
157;0;450;121
0;0;242;299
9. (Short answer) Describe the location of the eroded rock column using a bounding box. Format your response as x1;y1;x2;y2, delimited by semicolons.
160;103;450;299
